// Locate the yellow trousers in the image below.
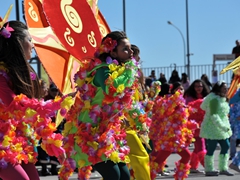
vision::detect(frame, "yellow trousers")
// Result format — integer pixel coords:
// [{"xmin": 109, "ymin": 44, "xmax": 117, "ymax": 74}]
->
[{"xmin": 126, "ymin": 130, "xmax": 151, "ymax": 180}]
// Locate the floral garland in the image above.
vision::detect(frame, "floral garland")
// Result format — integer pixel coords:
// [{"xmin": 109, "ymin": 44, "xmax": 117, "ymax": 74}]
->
[
  {"xmin": 0, "ymin": 93, "xmax": 73, "ymax": 169},
  {"xmin": 59, "ymin": 57, "xmax": 139, "ymax": 180},
  {"xmin": 94, "ymin": 37, "xmax": 117, "ymax": 57},
  {"xmin": 149, "ymin": 90, "xmax": 198, "ymax": 152}
]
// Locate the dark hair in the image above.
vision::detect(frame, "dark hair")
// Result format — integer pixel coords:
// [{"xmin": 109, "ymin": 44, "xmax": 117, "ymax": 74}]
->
[
  {"xmin": 159, "ymin": 82, "xmax": 170, "ymax": 97},
  {"xmin": 211, "ymin": 81, "xmax": 227, "ymax": 97},
  {"xmin": 181, "ymin": 73, "xmax": 188, "ymax": 83},
  {"xmin": 184, "ymin": 79, "xmax": 210, "ymax": 98},
  {"xmin": 0, "ymin": 21, "xmax": 41, "ymax": 98},
  {"xmin": 171, "ymin": 81, "xmax": 182, "ymax": 94},
  {"xmin": 131, "ymin": 44, "xmax": 140, "ymax": 56},
  {"xmin": 98, "ymin": 31, "xmax": 127, "ymax": 63},
  {"xmin": 201, "ymin": 74, "xmax": 212, "ymax": 88}
]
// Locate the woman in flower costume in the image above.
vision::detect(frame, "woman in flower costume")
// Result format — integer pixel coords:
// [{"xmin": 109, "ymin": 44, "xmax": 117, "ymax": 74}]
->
[
  {"xmin": 149, "ymin": 82, "xmax": 198, "ymax": 180},
  {"xmin": 0, "ymin": 20, "xmax": 73, "ymax": 179},
  {"xmin": 184, "ymin": 79, "xmax": 210, "ymax": 173},
  {"xmin": 227, "ymin": 88, "xmax": 240, "ymax": 172},
  {"xmin": 200, "ymin": 81, "xmax": 234, "ymax": 176},
  {"xmin": 60, "ymin": 31, "xmax": 148, "ymax": 180}
]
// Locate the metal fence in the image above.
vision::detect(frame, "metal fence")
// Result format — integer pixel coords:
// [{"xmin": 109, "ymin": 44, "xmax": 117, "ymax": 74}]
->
[{"xmin": 142, "ymin": 63, "xmax": 232, "ymax": 86}]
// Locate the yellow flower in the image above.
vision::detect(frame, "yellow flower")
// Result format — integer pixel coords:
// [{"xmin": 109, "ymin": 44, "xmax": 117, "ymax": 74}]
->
[
  {"xmin": 117, "ymin": 84, "xmax": 125, "ymax": 93},
  {"xmin": 62, "ymin": 122, "xmax": 73, "ymax": 136},
  {"xmin": 87, "ymin": 141, "xmax": 99, "ymax": 150},
  {"xmin": 82, "ymin": 100, "xmax": 91, "ymax": 111},
  {"xmin": 75, "ymin": 136, "xmax": 83, "ymax": 144},
  {"xmin": 61, "ymin": 96, "xmax": 74, "ymax": 110},
  {"xmin": 12, "ymin": 143, "xmax": 23, "ymax": 152},
  {"xmin": 118, "ymin": 66, "xmax": 125, "ymax": 75},
  {"xmin": 25, "ymin": 108, "xmax": 36, "ymax": 118},
  {"xmin": 76, "ymin": 79, "xmax": 85, "ymax": 87},
  {"xmin": 124, "ymin": 155, "xmax": 130, "ymax": 163},
  {"xmin": 109, "ymin": 151, "xmax": 120, "ymax": 163},
  {"xmin": 91, "ymin": 127, "xmax": 99, "ymax": 134},
  {"xmin": 78, "ymin": 160, "xmax": 86, "ymax": 168},
  {"xmin": 2, "ymin": 136, "xmax": 11, "ymax": 147},
  {"xmin": 109, "ymin": 64, "xmax": 118, "ymax": 72},
  {"xmin": 28, "ymin": 153, "xmax": 34, "ymax": 162},
  {"xmin": 110, "ymin": 71, "xmax": 119, "ymax": 79}
]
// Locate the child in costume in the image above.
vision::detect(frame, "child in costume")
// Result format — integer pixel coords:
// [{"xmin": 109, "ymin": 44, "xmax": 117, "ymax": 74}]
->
[
  {"xmin": 60, "ymin": 31, "xmax": 146, "ymax": 180},
  {"xmin": 0, "ymin": 19, "xmax": 73, "ymax": 179},
  {"xmin": 200, "ymin": 81, "xmax": 234, "ymax": 176},
  {"xmin": 149, "ymin": 82, "xmax": 198, "ymax": 180},
  {"xmin": 184, "ymin": 79, "xmax": 210, "ymax": 173},
  {"xmin": 228, "ymin": 88, "xmax": 240, "ymax": 172}
]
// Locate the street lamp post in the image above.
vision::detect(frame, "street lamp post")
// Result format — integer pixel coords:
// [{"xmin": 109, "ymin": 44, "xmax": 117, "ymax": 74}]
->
[
  {"xmin": 15, "ymin": 0, "xmax": 20, "ymax": 21},
  {"xmin": 123, "ymin": 0, "xmax": 126, "ymax": 32},
  {"xmin": 186, "ymin": 0, "xmax": 190, "ymax": 78},
  {"xmin": 167, "ymin": 21, "xmax": 186, "ymax": 72}
]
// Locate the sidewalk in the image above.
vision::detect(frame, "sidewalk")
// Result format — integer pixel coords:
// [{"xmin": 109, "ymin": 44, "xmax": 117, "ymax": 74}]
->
[{"xmin": 39, "ymin": 147, "xmax": 240, "ymax": 180}]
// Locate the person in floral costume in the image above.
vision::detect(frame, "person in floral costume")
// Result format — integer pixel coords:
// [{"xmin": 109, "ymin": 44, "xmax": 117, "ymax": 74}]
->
[
  {"xmin": 0, "ymin": 20, "xmax": 73, "ymax": 179},
  {"xmin": 149, "ymin": 82, "xmax": 198, "ymax": 180},
  {"xmin": 60, "ymin": 31, "xmax": 149, "ymax": 180}
]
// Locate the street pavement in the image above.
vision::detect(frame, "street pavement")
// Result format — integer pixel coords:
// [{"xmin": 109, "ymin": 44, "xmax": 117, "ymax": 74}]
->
[{"xmin": 39, "ymin": 146, "xmax": 240, "ymax": 180}]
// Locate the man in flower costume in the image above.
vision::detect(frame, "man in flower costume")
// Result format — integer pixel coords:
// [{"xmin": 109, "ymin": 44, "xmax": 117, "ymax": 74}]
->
[
  {"xmin": 200, "ymin": 81, "xmax": 233, "ymax": 176},
  {"xmin": 60, "ymin": 31, "xmax": 150, "ymax": 180},
  {"xmin": 149, "ymin": 84, "xmax": 198, "ymax": 180}
]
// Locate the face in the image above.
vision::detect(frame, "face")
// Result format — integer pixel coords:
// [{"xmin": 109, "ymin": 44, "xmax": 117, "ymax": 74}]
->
[
  {"xmin": 220, "ymin": 83, "xmax": 228, "ymax": 97},
  {"xmin": 133, "ymin": 53, "xmax": 140, "ymax": 62},
  {"xmin": 40, "ymin": 82, "xmax": 48, "ymax": 97},
  {"xmin": 173, "ymin": 85, "xmax": 184, "ymax": 94},
  {"xmin": 20, "ymin": 30, "xmax": 33, "ymax": 60},
  {"xmin": 111, "ymin": 39, "xmax": 133, "ymax": 63},
  {"xmin": 194, "ymin": 82, "xmax": 203, "ymax": 94}
]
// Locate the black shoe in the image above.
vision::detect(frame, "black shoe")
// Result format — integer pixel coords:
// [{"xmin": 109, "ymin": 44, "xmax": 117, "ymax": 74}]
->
[
  {"xmin": 205, "ymin": 171, "xmax": 219, "ymax": 176},
  {"xmin": 41, "ymin": 169, "xmax": 52, "ymax": 176},
  {"xmin": 219, "ymin": 170, "xmax": 234, "ymax": 176}
]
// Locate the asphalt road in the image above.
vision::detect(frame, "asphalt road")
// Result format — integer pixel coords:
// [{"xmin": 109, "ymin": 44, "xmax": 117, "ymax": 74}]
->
[{"xmin": 39, "ymin": 146, "xmax": 240, "ymax": 180}]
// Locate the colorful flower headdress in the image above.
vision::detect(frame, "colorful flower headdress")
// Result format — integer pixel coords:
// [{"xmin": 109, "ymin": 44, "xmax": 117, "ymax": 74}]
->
[
  {"xmin": 0, "ymin": 5, "xmax": 14, "ymax": 39},
  {"xmin": 94, "ymin": 37, "xmax": 117, "ymax": 57}
]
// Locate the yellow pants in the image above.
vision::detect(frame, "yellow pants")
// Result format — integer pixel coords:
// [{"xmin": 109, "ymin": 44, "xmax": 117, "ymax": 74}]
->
[{"xmin": 126, "ymin": 130, "xmax": 151, "ymax": 180}]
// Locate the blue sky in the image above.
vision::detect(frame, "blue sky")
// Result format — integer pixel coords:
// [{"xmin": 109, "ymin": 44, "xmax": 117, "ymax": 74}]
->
[{"xmin": 2, "ymin": 0, "xmax": 240, "ymax": 70}]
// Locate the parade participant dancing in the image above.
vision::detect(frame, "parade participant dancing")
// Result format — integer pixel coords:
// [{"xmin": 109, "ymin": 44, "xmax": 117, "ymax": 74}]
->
[
  {"xmin": 60, "ymin": 31, "xmax": 149, "ymax": 180},
  {"xmin": 149, "ymin": 82, "xmax": 198, "ymax": 180},
  {"xmin": 200, "ymin": 81, "xmax": 234, "ymax": 176},
  {"xmin": 0, "ymin": 19, "xmax": 73, "ymax": 180},
  {"xmin": 184, "ymin": 79, "xmax": 210, "ymax": 173}
]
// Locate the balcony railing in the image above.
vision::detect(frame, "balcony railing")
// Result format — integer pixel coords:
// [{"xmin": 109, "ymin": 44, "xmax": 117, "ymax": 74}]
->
[{"xmin": 142, "ymin": 63, "xmax": 232, "ymax": 86}]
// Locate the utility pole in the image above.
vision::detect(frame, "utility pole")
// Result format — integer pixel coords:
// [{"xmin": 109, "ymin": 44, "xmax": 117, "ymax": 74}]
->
[
  {"xmin": 186, "ymin": 0, "xmax": 190, "ymax": 78},
  {"xmin": 15, "ymin": 0, "xmax": 20, "ymax": 21},
  {"xmin": 123, "ymin": 0, "xmax": 126, "ymax": 32}
]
